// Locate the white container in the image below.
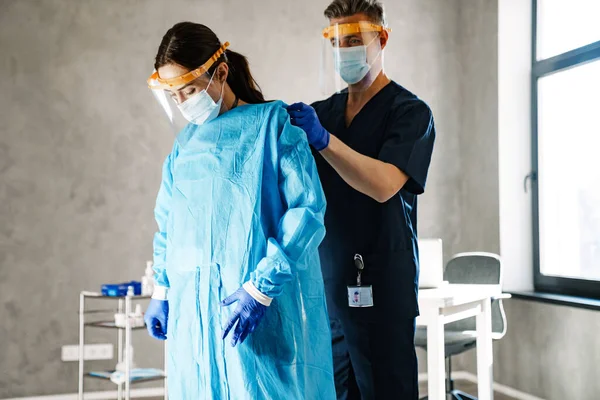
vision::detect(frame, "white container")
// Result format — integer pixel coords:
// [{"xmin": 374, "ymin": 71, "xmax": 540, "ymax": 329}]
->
[
  {"xmin": 114, "ymin": 313, "xmax": 127, "ymax": 328},
  {"xmin": 142, "ymin": 261, "xmax": 155, "ymax": 296},
  {"xmin": 133, "ymin": 304, "xmax": 144, "ymax": 327},
  {"xmin": 115, "ymin": 345, "xmax": 136, "ymax": 372},
  {"xmin": 114, "ymin": 305, "xmax": 144, "ymax": 328}
]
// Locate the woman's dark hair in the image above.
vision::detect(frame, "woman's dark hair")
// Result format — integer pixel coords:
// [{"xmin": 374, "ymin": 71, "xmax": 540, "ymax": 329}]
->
[{"xmin": 154, "ymin": 22, "xmax": 266, "ymax": 104}]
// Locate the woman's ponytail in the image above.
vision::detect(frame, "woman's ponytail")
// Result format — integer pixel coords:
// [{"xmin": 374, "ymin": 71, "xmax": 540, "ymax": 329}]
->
[{"xmin": 224, "ymin": 49, "xmax": 266, "ymax": 104}]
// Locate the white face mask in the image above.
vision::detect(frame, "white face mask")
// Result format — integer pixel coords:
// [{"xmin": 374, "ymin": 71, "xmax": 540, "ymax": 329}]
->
[{"xmin": 177, "ymin": 77, "xmax": 223, "ymax": 126}]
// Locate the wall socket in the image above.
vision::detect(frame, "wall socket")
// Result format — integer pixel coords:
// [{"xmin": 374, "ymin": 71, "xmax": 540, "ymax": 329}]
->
[{"xmin": 61, "ymin": 344, "xmax": 114, "ymax": 362}]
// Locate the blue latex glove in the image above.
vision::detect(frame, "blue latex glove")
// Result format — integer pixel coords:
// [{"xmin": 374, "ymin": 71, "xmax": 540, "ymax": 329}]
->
[
  {"xmin": 144, "ymin": 299, "xmax": 168, "ymax": 340},
  {"xmin": 220, "ymin": 287, "xmax": 268, "ymax": 347},
  {"xmin": 286, "ymin": 102, "xmax": 330, "ymax": 151}
]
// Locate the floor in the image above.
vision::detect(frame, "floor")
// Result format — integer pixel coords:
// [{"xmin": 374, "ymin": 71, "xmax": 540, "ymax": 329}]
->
[
  {"xmin": 147, "ymin": 379, "xmax": 519, "ymax": 400},
  {"xmin": 419, "ymin": 379, "xmax": 518, "ymax": 400}
]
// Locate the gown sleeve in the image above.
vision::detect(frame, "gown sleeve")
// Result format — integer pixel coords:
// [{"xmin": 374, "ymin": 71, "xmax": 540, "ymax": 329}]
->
[
  {"xmin": 247, "ymin": 105, "xmax": 327, "ymax": 301},
  {"xmin": 151, "ymin": 149, "xmax": 175, "ymax": 298}
]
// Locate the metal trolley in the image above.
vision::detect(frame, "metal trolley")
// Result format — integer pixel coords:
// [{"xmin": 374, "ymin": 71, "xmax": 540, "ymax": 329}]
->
[{"xmin": 77, "ymin": 291, "xmax": 167, "ymax": 400}]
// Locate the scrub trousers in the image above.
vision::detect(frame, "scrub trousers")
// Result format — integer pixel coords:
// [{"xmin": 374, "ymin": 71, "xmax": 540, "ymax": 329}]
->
[{"xmin": 331, "ymin": 315, "xmax": 418, "ymax": 400}]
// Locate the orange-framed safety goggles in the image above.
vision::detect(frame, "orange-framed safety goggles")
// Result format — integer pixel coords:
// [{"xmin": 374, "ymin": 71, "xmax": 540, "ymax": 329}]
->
[
  {"xmin": 322, "ymin": 22, "xmax": 391, "ymax": 39},
  {"xmin": 147, "ymin": 42, "xmax": 230, "ymax": 90}
]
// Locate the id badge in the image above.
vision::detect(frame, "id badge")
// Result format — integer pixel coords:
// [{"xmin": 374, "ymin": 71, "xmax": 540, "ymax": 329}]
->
[{"xmin": 347, "ymin": 285, "xmax": 374, "ymax": 307}]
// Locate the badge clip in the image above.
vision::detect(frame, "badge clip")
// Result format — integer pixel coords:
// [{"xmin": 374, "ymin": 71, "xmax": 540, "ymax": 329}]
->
[{"xmin": 347, "ymin": 253, "xmax": 374, "ymax": 308}]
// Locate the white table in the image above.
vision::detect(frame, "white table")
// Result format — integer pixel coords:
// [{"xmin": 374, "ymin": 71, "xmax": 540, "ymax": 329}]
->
[{"xmin": 417, "ymin": 284, "xmax": 503, "ymax": 400}]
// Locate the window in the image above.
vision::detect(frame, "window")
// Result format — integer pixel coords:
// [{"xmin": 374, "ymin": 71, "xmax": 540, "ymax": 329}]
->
[
  {"xmin": 532, "ymin": 0, "xmax": 600, "ymax": 298},
  {"xmin": 536, "ymin": 0, "xmax": 600, "ymax": 60}
]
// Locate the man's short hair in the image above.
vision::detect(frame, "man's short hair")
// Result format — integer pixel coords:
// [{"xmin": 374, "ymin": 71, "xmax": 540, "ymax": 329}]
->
[{"xmin": 324, "ymin": 0, "xmax": 386, "ymax": 26}]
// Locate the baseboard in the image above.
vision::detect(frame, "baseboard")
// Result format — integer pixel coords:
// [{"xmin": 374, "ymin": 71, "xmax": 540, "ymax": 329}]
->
[
  {"xmin": 1, "ymin": 387, "xmax": 164, "ymax": 400},
  {"xmin": 418, "ymin": 370, "xmax": 546, "ymax": 400}
]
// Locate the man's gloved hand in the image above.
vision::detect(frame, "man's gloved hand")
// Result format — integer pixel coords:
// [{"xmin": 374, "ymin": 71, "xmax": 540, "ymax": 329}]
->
[
  {"xmin": 144, "ymin": 299, "xmax": 169, "ymax": 340},
  {"xmin": 286, "ymin": 102, "xmax": 331, "ymax": 151},
  {"xmin": 221, "ymin": 287, "xmax": 268, "ymax": 347}
]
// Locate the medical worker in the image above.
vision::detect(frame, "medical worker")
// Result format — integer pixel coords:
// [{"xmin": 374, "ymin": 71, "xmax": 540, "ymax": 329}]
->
[
  {"xmin": 143, "ymin": 22, "xmax": 335, "ymax": 399},
  {"xmin": 287, "ymin": 0, "xmax": 436, "ymax": 399}
]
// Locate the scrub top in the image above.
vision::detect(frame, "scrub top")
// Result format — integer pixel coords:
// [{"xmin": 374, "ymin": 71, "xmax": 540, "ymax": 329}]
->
[{"xmin": 312, "ymin": 81, "xmax": 436, "ymax": 320}]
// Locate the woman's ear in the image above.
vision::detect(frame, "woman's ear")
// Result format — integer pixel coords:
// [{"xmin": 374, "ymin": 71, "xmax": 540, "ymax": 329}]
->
[{"xmin": 216, "ymin": 62, "xmax": 229, "ymax": 83}]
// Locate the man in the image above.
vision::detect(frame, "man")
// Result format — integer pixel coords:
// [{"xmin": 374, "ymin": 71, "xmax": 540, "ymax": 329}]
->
[{"xmin": 287, "ymin": 0, "xmax": 436, "ymax": 398}]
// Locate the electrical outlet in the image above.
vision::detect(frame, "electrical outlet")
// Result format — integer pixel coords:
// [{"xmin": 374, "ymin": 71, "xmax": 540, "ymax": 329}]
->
[{"xmin": 61, "ymin": 344, "xmax": 114, "ymax": 362}]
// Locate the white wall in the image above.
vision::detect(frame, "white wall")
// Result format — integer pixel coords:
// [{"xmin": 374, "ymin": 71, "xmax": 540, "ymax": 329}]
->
[{"xmin": 498, "ymin": 0, "xmax": 534, "ymax": 292}]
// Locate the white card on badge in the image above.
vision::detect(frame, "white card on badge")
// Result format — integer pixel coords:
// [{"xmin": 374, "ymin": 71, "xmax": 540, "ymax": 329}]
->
[{"xmin": 347, "ymin": 285, "xmax": 374, "ymax": 307}]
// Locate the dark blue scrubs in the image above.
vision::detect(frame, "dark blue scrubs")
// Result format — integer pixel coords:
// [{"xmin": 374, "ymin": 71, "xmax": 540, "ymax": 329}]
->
[{"xmin": 312, "ymin": 81, "xmax": 436, "ymax": 400}]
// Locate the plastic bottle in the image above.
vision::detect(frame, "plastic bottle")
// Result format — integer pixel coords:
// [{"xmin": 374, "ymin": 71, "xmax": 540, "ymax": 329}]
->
[
  {"xmin": 133, "ymin": 304, "xmax": 144, "ymax": 327},
  {"xmin": 115, "ymin": 345, "xmax": 136, "ymax": 372},
  {"xmin": 142, "ymin": 261, "xmax": 155, "ymax": 296}
]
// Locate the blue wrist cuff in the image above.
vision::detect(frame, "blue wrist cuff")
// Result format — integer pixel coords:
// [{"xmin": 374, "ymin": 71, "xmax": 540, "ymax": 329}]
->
[{"xmin": 314, "ymin": 129, "xmax": 330, "ymax": 151}]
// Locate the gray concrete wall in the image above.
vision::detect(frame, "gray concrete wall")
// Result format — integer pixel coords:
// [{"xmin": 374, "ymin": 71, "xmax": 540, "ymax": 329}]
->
[
  {"xmin": 493, "ymin": 300, "xmax": 600, "ymax": 400},
  {"xmin": 415, "ymin": 0, "xmax": 501, "ymax": 381},
  {"xmin": 0, "ymin": 0, "xmax": 465, "ymax": 397},
  {"xmin": 457, "ymin": 0, "xmax": 500, "ymax": 255}
]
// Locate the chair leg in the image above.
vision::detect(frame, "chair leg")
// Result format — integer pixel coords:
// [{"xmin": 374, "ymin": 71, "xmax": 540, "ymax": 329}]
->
[
  {"xmin": 451, "ymin": 390, "xmax": 478, "ymax": 400},
  {"xmin": 447, "ymin": 356, "xmax": 479, "ymax": 399},
  {"xmin": 447, "ymin": 356, "xmax": 455, "ymax": 392},
  {"xmin": 421, "ymin": 357, "xmax": 473, "ymax": 400}
]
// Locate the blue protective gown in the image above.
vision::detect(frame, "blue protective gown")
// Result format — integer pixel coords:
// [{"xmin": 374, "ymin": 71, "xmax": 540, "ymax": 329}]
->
[{"xmin": 152, "ymin": 101, "xmax": 335, "ymax": 399}]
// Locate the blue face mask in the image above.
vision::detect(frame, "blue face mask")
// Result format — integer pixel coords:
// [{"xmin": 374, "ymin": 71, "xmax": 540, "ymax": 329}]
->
[{"xmin": 333, "ymin": 45, "xmax": 370, "ymax": 85}]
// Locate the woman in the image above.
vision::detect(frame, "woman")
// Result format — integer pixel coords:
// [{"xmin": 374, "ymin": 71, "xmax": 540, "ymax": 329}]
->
[{"xmin": 143, "ymin": 22, "xmax": 335, "ymax": 399}]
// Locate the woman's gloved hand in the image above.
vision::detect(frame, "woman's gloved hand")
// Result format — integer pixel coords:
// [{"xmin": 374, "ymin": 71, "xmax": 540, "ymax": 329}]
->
[
  {"xmin": 221, "ymin": 286, "xmax": 268, "ymax": 347},
  {"xmin": 144, "ymin": 299, "xmax": 169, "ymax": 340},
  {"xmin": 286, "ymin": 102, "xmax": 331, "ymax": 151}
]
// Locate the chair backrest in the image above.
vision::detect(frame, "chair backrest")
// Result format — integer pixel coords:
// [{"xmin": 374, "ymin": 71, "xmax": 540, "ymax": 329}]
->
[{"xmin": 444, "ymin": 252, "xmax": 507, "ymax": 338}]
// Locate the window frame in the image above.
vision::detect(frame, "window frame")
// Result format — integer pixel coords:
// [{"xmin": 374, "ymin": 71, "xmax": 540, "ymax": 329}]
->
[{"xmin": 531, "ymin": 0, "xmax": 600, "ymax": 299}]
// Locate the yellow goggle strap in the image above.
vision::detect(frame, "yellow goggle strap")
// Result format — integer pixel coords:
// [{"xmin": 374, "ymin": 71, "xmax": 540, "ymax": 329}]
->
[
  {"xmin": 147, "ymin": 42, "xmax": 230, "ymax": 89},
  {"xmin": 322, "ymin": 22, "xmax": 391, "ymax": 39}
]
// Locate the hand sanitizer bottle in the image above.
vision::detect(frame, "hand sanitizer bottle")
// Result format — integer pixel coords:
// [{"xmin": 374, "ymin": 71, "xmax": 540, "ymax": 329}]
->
[{"xmin": 142, "ymin": 261, "xmax": 155, "ymax": 296}]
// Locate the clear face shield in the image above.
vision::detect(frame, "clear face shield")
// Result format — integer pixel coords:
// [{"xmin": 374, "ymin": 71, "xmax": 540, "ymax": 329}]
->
[
  {"xmin": 147, "ymin": 42, "xmax": 230, "ymax": 144},
  {"xmin": 320, "ymin": 22, "xmax": 391, "ymax": 95}
]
